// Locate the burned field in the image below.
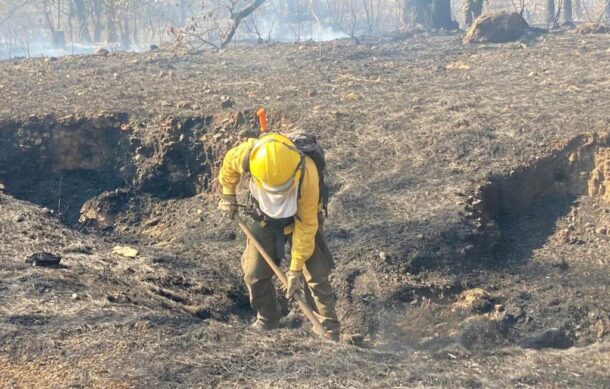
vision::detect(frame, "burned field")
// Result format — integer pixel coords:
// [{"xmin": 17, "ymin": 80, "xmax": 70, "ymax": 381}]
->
[{"xmin": 0, "ymin": 31, "xmax": 609, "ymax": 388}]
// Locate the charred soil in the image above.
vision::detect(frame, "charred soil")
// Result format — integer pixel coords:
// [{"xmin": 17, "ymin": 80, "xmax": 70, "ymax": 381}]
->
[{"xmin": 0, "ymin": 31, "xmax": 609, "ymax": 388}]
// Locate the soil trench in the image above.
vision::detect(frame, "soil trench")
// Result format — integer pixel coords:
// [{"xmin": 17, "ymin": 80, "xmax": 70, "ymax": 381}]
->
[
  {"xmin": 0, "ymin": 114, "xmax": 241, "ymax": 226},
  {"xmin": 472, "ymin": 133, "xmax": 610, "ymax": 253},
  {"xmin": 449, "ymin": 133, "xmax": 610, "ymax": 348}
]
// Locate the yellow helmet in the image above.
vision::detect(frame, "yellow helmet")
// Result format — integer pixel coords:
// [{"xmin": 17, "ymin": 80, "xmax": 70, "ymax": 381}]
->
[{"xmin": 249, "ymin": 134, "xmax": 303, "ymax": 194}]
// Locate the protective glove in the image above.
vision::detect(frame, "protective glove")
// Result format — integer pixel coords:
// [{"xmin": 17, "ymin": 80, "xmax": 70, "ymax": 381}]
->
[
  {"xmin": 218, "ymin": 194, "xmax": 238, "ymax": 219},
  {"xmin": 285, "ymin": 270, "xmax": 304, "ymax": 299}
]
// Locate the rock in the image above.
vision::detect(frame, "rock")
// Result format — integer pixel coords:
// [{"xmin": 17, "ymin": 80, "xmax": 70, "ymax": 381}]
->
[
  {"xmin": 25, "ymin": 252, "xmax": 62, "ymax": 267},
  {"xmin": 71, "ymin": 293, "xmax": 80, "ymax": 300},
  {"xmin": 595, "ymin": 226, "xmax": 607, "ymax": 235},
  {"xmin": 13, "ymin": 214, "xmax": 25, "ymax": 222},
  {"xmin": 150, "ymin": 44, "xmax": 159, "ymax": 51},
  {"xmin": 95, "ymin": 48, "xmax": 109, "ymax": 57},
  {"xmin": 220, "ymin": 96, "xmax": 234, "ymax": 108},
  {"xmin": 44, "ymin": 57, "xmax": 58, "ymax": 62},
  {"xmin": 0, "ymin": 183, "xmax": 4, "ymax": 192},
  {"xmin": 519, "ymin": 328, "xmax": 573, "ymax": 349},
  {"xmin": 112, "ymin": 245, "xmax": 139, "ymax": 258},
  {"xmin": 463, "ymin": 12, "xmax": 528, "ymax": 44}
]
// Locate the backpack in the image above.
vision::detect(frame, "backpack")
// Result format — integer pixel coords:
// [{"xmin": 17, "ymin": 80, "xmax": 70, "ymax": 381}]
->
[{"xmin": 242, "ymin": 132, "xmax": 330, "ymax": 217}]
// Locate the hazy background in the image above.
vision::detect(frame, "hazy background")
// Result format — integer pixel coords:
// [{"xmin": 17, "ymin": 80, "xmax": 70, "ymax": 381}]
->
[{"xmin": 0, "ymin": 0, "xmax": 608, "ymax": 59}]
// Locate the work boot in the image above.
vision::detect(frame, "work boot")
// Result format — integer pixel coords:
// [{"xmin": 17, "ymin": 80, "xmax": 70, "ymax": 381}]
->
[{"xmin": 249, "ymin": 318, "xmax": 278, "ymax": 332}]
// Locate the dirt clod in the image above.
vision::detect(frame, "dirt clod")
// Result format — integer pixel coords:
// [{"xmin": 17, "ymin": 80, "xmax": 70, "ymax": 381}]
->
[
  {"xmin": 221, "ymin": 96, "xmax": 235, "ymax": 108},
  {"xmin": 25, "ymin": 252, "xmax": 62, "ymax": 267}
]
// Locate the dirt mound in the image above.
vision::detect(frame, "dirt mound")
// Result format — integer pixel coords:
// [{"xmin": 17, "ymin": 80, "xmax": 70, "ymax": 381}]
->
[
  {"xmin": 463, "ymin": 12, "xmax": 528, "ymax": 44},
  {"xmin": 576, "ymin": 23, "xmax": 610, "ymax": 34},
  {"xmin": 79, "ymin": 190, "xmax": 134, "ymax": 230},
  {"xmin": 452, "ymin": 288, "xmax": 495, "ymax": 313}
]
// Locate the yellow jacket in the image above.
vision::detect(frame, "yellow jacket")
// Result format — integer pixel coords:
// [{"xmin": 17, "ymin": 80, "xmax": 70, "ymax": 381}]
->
[{"xmin": 219, "ymin": 138, "xmax": 320, "ymax": 272}]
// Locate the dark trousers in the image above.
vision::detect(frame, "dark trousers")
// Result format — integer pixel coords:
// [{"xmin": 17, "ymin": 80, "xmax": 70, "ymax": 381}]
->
[{"xmin": 241, "ymin": 222, "xmax": 340, "ymax": 334}]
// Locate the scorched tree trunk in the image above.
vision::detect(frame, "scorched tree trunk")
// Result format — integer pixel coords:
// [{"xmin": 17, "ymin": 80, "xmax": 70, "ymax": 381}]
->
[{"xmin": 547, "ymin": 0, "xmax": 555, "ymax": 27}]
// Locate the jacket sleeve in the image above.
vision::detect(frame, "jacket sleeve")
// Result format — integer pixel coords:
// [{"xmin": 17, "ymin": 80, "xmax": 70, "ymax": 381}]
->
[
  {"xmin": 290, "ymin": 158, "xmax": 319, "ymax": 272},
  {"xmin": 218, "ymin": 139, "xmax": 257, "ymax": 195}
]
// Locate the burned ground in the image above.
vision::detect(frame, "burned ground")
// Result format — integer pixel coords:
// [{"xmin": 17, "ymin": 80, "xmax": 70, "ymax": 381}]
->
[{"xmin": 0, "ymin": 30, "xmax": 609, "ymax": 388}]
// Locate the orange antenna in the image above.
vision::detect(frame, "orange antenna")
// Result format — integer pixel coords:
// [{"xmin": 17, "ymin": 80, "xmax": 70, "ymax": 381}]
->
[{"xmin": 257, "ymin": 107, "xmax": 268, "ymax": 133}]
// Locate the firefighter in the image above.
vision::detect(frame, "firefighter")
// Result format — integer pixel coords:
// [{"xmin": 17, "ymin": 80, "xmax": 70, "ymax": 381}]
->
[{"xmin": 218, "ymin": 132, "xmax": 340, "ymax": 339}]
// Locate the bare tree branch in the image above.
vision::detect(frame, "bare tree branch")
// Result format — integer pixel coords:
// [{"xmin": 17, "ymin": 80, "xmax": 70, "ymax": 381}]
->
[{"xmin": 220, "ymin": 0, "xmax": 266, "ymax": 49}]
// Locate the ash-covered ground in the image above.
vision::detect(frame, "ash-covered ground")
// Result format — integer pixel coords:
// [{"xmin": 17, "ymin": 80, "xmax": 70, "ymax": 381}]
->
[{"xmin": 0, "ymin": 30, "xmax": 609, "ymax": 388}]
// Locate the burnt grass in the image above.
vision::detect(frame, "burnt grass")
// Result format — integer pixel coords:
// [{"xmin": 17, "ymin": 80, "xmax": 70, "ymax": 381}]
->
[{"xmin": 1, "ymin": 30, "xmax": 609, "ymax": 388}]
